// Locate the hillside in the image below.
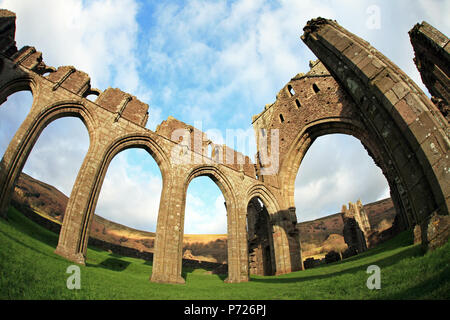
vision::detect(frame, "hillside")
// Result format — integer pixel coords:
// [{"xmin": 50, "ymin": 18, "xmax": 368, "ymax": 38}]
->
[
  {"xmin": 297, "ymin": 198, "xmax": 398, "ymax": 259},
  {"xmin": 11, "ymin": 172, "xmax": 397, "ymax": 263},
  {"xmin": 11, "ymin": 172, "xmax": 227, "ymax": 262}
]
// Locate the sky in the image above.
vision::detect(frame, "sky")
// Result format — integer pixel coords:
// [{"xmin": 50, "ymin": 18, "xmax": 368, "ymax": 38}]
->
[{"xmin": 0, "ymin": 0, "xmax": 448, "ymax": 233}]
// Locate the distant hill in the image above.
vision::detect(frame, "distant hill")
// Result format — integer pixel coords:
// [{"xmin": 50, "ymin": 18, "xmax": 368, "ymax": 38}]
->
[
  {"xmin": 297, "ymin": 198, "xmax": 397, "ymax": 259},
  {"xmin": 11, "ymin": 172, "xmax": 397, "ymax": 263}
]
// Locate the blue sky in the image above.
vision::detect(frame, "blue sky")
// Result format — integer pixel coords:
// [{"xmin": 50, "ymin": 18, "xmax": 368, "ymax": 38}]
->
[{"xmin": 0, "ymin": 0, "xmax": 448, "ymax": 234}]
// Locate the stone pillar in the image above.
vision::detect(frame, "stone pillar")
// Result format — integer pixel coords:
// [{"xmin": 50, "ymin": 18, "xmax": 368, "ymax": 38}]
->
[
  {"xmin": 272, "ymin": 218, "xmax": 291, "ymax": 275},
  {"xmin": 150, "ymin": 173, "xmax": 186, "ymax": 284},
  {"xmin": 0, "ymin": 105, "xmax": 38, "ymax": 217},
  {"xmin": 54, "ymin": 139, "xmax": 105, "ymax": 264},
  {"xmin": 270, "ymin": 209, "xmax": 303, "ymax": 274},
  {"xmin": 225, "ymin": 199, "xmax": 249, "ymax": 283}
]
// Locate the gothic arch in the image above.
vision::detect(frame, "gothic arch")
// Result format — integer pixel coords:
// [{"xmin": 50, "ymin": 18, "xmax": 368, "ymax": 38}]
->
[
  {"xmin": 246, "ymin": 185, "xmax": 278, "ymax": 276},
  {"xmin": 184, "ymin": 165, "xmax": 236, "ymax": 207},
  {"xmin": 0, "ymin": 100, "xmax": 95, "ymax": 216},
  {"xmin": 181, "ymin": 165, "xmax": 248, "ymax": 283},
  {"xmin": 246, "ymin": 184, "xmax": 281, "ymax": 215},
  {"xmin": 57, "ymin": 132, "xmax": 171, "ymax": 262},
  {"xmin": 302, "ymin": 18, "xmax": 448, "ymax": 225},
  {"xmin": 279, "ymin": 114, "xmax": 417, "ymax": 230},
  {"xmin": 246, "ymin": 183, "xmax": 302, "ymax": 274}
]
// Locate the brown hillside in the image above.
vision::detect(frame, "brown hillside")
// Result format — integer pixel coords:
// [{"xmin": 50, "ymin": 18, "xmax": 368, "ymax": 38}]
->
[
  {"xmin": 11, "ymin": 172, "xmax": 227, "ymax": 262},
  {"xmin": 297, "ymin": 198, "xmax": 397, "ymax": 259}
]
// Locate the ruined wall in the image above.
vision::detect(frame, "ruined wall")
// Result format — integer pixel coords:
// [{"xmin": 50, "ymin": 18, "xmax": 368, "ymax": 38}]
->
[
  {"xmin": 0, "ymin": 10, "xmax": 272, "ymax": 285},
  {"xmin": 410, "ymin": 21, "xmax": 450, "ymax": 121},
  {"xmin": 301, "ymin": 18, "xmax": 449, "ymax": 228},
  {"xmin": 252, "ymin": 59, "xmax": 361, "ymax": 190},
  {"xmin": 341, "ymin": 200, "xmax": 371, "ymax": 254},
  {"xmin": 247, "ymin": 198, "xmax": 275, "ymax": 276}
]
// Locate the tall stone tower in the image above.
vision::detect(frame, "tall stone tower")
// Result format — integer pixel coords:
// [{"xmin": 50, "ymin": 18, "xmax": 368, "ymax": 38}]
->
[{"xmin": 341, "ymin": 200, "xmax": 371, "ymax": 253}]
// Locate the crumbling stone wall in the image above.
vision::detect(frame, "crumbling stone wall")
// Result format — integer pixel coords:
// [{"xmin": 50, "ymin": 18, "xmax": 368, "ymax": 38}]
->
[
  {"xmin": 409, "ymin": 21, "xmax": 450, "ymax": 121},
  {"xmin": 301, "ymin": 18, "xmax": 449, "ymax": 228},
  {"xmin": 247, "ymin": 197, "xmax": 275, "ymax": 276},
  {"xmin": 341, "ymin": 200, "xmax": 371, "ymax": 254}
]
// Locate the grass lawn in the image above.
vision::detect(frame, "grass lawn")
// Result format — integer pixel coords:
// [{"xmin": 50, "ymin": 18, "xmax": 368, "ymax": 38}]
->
[{"xmin": 0, "ymin": 206, "xmax": 449, "ymax": 300}]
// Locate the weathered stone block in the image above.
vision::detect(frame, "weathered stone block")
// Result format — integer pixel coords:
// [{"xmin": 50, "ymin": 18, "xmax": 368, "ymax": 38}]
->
[{"xmin": 420, "ymin": 212, "xmax": 450, "ymax": 251}]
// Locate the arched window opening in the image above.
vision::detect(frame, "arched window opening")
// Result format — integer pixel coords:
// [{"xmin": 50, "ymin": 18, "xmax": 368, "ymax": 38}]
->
[
  {"xmin": 207, "ymin": 143, "xmax": 212, "ymax": 159},
  {"xmin": 95, "ymin": 148, "xmax": 162, "ymax": 236},
  {"xmin": 83, "ymin": 88, "xmax": 101, "ymax": 102},
  {"xmin": 18, "ymin": 117, "xmax": 89, "ymax": 227},
  {"xmin": 184, "ymin": 176, "xmax": 228, "ymax": 270},
  {"xmin": 279, "ymin": 113, "xmax": 285, "ymax": 123},
  {"xmin": 294, "ymin": 134, "xmax": 392, "ymax": 268},
  {"xmin": 85, "ymin": 94, "xmax": 99, "ymax": 102},
  {"xmin": 247, "ymin": 197, "xmax": 275, "ymax": 276},
  {"xmin": 295, "ymin": 99, "xmax": 301, "ymax": 109}
]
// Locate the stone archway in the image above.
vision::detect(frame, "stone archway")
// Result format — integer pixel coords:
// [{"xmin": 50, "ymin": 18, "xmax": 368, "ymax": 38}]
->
[
  {"xmin": 246, "ymin": 184, "xmax": 303, "ymax": 274},
  {"xmin": 0, "ymin": 99, "xmax": 96, "ymax": 219},
  {"xmin": 279, "ymin": 117, "xmax": 410, "ymax": 230},
  {"xmin": 190, "ymin": 166, "xmax": 248, "ymax": 283},
  {"xmin": 247, "ymin": 196, "xmax": 275, "ymax": 276},
  {"xmin": 301, "ymin": 18, "xmax": 448, "ymax": 224},
  {"xmin": 150, "ymin": 164, "xmax": 249, "ymax": 284},
  {"xmin": 56, "ymin": 133, "xmax": 170, "ymax": 265}
]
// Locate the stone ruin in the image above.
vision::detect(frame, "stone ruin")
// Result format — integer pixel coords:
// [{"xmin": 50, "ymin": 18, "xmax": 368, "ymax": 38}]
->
[
  {"xmin": 0, "ymin": 9, "xmax": 448, "ymax": 285},
  {"xmin": 341, "ymin": 200, "xmax": 371, "ymax": 255}
]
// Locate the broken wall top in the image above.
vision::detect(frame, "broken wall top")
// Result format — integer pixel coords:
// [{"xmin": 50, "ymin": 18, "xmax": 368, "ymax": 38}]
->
[{"xmin": 0, "ymin": 9, "xmax": 150, "ymax": 128}]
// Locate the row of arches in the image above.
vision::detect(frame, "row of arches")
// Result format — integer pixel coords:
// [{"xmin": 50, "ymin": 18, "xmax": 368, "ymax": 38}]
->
[
  {"xmin": 0, "ymin": 88, "xmax": 395, "ymax": 282},
  {"xmin": 0, "ymin": 81, "xmax": 301, "ymax": 283}
]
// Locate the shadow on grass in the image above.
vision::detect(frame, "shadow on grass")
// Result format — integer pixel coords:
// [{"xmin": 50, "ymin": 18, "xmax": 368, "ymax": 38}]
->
[
  {"xmin": 0, "ymin": 227, "xmax": 63, "ymax": 262},
  {"xmin": 181, "ymin": 267, "xmax": 228, "ymax": 282},
  {"xmin": 382, "ymin": 269, "xmax": 450, "ymax": 300},
  {"xmin": 87, "ymin": 257, "xmax": 131, "ymax": 272},
  {"xmin": 6, "ymin": 207, "xmax": 59, "ymax": 247}
]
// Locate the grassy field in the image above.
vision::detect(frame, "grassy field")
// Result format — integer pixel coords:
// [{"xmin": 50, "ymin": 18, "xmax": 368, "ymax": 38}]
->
[{"xmin": 0, "ymin": 206, "xmax": 449, "ymax": 300}]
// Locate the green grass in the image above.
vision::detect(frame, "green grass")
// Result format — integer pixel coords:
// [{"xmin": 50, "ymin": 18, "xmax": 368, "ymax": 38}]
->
[{"xmin": 0, "ymin": 206, "xmax": 449, "ymax": 299}]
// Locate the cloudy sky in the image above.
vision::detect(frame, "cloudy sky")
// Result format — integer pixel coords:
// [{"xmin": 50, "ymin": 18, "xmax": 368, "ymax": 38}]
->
[{"xmin": 0, "ymin": 0, "xmax": 448, "ymax": 233}]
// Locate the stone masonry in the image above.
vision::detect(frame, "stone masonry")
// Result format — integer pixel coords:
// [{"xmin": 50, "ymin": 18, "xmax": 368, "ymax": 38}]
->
[
  {"xmin": 341, "ymin": 200, "xmax": 371, "ymax": 254},
  {"xmin": 409, "ymin": 21, "xmax": 450, "ymax": 121},
  {"xmin": 0, "ymin": 10, "xmax": 448, "ymax": 285}
]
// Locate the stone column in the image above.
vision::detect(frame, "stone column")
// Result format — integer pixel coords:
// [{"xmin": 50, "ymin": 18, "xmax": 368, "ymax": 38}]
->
[
  {"xmin": 272, "ymin": 223, "xmax": 290, "ymax": 274},
  {"xmin": 54, "ymin": 139, "xmax": 105, "ymax": 264},
  {"xmin": 225, "ymin": 198, "xmax": 249, "ymax": 283},
  {"xmin": 150, "ymin": 172, "xmax": 186, "ymax": 284},
  {"xmin": 0, "ymin": 105, "xmax": 39, "ymax": 217},
  {"xmin": 271, "ymin": 209, "xmax": 301, "ymax": 275}
]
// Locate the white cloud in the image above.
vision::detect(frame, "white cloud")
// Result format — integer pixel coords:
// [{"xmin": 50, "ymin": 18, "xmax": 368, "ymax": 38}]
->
[
  {"xmin": 0, "ymin": 0, "xmax": 147, "ymax": 98},
  {"xmin": 184, "ymin": 178, "xmax": 227, "ymax": 234},
  {"xmin": 295, "ymin": 135, "xmax": 390, "ymax": 223},
  {"xmin": 95, "ymin": 150, "xmax": 162, "ymax": 232},
  {"xmin": 0, "ymin": 92, "xmax": 33, "ymax": 160}
]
